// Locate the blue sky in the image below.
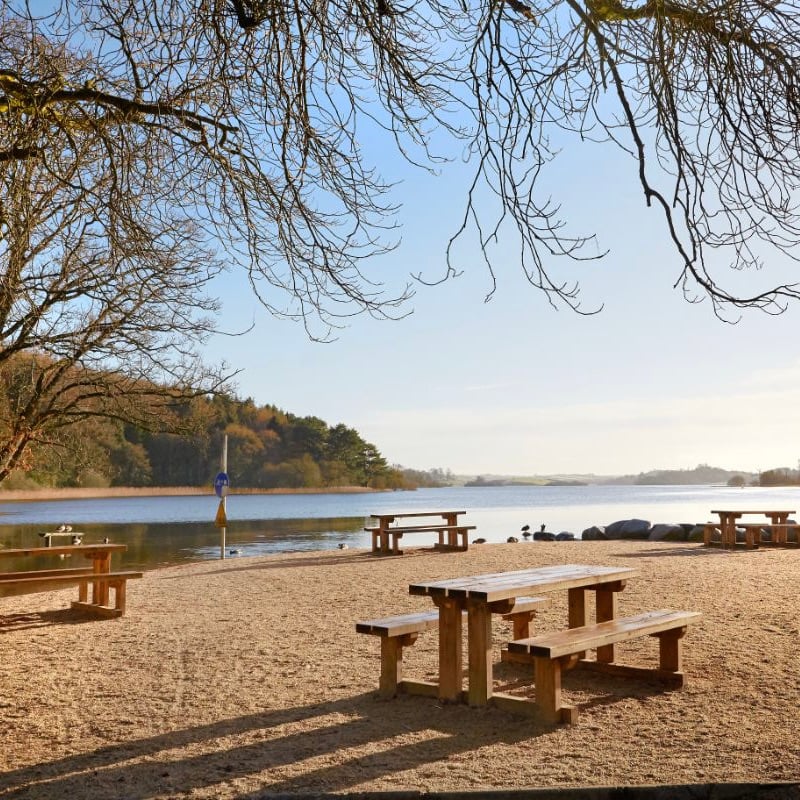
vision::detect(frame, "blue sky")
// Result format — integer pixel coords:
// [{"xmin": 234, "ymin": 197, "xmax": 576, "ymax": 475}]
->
[{"xmin": 203, "ymin": 130, "xmax": 800, "ymax": 478}]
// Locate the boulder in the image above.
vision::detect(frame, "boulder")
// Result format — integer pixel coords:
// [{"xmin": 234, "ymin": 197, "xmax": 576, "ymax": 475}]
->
[
  {"xmin": 533, "ymin": 530, "xmax": 556, "ymax": 541},
  {"xmin": 555, "ymin": 532, "xmax": 576, "ymax": 541},
  {"xmin": 687, "ymin": 524, "xmax": 706, "ymax": 542},
  {"xmin": 581, "ymin": 525, "xmax": 607, "ymax": 540},
  {"xmin": 648, "ymin": 523, "xmax": 687, "ymax": 542},
  {"xmin": 605, "ymin": 518, "xmax": 651, "ymax": 540},
  {"xmin": 604, "ymin": 520, "xmax": 627, "ymax": 538}
]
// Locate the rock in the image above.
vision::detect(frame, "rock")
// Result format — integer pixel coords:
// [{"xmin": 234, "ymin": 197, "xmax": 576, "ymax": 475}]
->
[
  {"xmin": 648, "ymin": 523, "xmax": 687, "ymax": 542},
  {"xmin": 606, "ymin": 519, "xmax": 651, "ymax": 540},
  {"xmin": 581, "ymin": 525, "xmax": 607, "ymax": 540},
  {"xmin": 507, "ymin": 536, "xmax": 519, "ymax": 543},
  {"xmin": 687, "ymin": 524, "xmax": 707, "ymax": 542},
  {"xmin": 533, "ymin": 531, "xmax": 556, "ymax": 541},
  {"xmin": 473, "ymin": 537, "xmax": 487, "ymax": 544},
  {"xmin": 555, "ymin": 532, "xmax": 575, "ymax": 541}
]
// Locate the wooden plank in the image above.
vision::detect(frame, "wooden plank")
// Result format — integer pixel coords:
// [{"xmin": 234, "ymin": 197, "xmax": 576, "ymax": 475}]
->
[
  {"xmin": 577, "ymin": 659, "xmax": 685, "ymax": 687},
  {"xmin": 379, "ymin": 525, "xmax": 477, "ymax": 534},
  {"xmin": 0, "ymin": 567, "xmax": 93, "ymax": 581},
  {"xmin": 0, "ymin": 544, "xmax": 126, "ymax": 558},
  {"xmin": 411, "ymin": 564, "xmax": 637, "ymax": 599},
  {"xmin": 711, "ymin": 509, "xmax": 795, "ymax": 515},
  {"xmin": 356, "ymin": 610, "xmax": 441, "ymax": 637},
  {"xmin": 397, "ymin": 679, "xmax": 444, "ymax": 698},
  {"xmin": 0, "ymin": 570, "xmax": 142, "ymax": 599},
  {"xmin": 370, "ymin": 511, "xmax": 466, "ymax": 521},
  {"xmin": 509, "ymin": 610, "xmax": 701, "ymax": 659},
  {"xmin": 446, "ymin": 565, "xmax": 638, "ymax": 603},
  {"xmin": 69, "ymin": 601, "xmax": 124, "ymax": 619}
]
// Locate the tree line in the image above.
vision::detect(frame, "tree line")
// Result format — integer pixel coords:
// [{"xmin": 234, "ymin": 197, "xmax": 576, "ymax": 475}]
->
[{"xmin": 1, "ymin": 384, "xmax": 452, "ymax": 492}]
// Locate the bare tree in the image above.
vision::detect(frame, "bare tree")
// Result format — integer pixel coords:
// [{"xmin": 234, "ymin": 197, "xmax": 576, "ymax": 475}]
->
[
  {"xmin": 2, "ymin": 1, "xmax": 800, "ymax": 477},
  {"xmin": 3, "ymin": 1, "xmax": 799, "ymax": 319},
  {"xmin": 0, "ymin": 25, "xmax": 229, "ymax": 481}
]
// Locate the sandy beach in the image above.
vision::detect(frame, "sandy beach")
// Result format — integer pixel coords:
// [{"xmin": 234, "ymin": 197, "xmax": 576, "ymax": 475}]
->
[{"xmin": 1, "ymin": 539, "xmax": 799, "ymax": 798}]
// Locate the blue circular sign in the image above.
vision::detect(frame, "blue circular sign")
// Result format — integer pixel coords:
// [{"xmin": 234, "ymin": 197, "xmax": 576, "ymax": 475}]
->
[{"xmin": 214, "ymin": 472, "xmax": 229, "ymax": 498}]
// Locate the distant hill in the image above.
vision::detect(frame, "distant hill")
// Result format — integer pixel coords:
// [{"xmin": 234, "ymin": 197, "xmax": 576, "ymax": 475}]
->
[
  {"xmin": 601, "ymin": 464, "xmax": 757, "ymax": 486},
  {"xmin": 457, "ymin": 464, "xmax": 758, "ymax": 487}
]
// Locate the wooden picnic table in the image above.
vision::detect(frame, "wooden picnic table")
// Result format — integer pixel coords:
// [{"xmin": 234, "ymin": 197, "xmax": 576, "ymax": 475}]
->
[
  {"xmin": 367, "ymin": 510, "xmax": 470, "ymax": 554},
  {"xmin": 408, "ymin": 563, "xmax": 638, "ymax": 708},
  {"xmin": 0, "ymin": 544, "xmax": 140, "ymax": 617},
  {"xmin": 708, "ymin": 509, "xmax": 796, "ymax": 548}
]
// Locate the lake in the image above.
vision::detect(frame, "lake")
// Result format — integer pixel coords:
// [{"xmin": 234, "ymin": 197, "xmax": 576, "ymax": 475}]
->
[{"xmin": 1, "ymin": 483, "xmax": 797, "ymax": 570}]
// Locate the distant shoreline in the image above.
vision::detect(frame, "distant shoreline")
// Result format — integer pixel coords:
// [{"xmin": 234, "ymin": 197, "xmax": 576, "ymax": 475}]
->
[{"xmin": 0, "ymin": 486, "xmax": 385, "ymax": 502}]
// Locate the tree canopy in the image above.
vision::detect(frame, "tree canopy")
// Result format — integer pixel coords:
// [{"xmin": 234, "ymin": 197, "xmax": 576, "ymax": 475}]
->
[
  {"xmin": 0, "ymin": 381, "xmax": 452, "ymax": 491},
  {"xmin": 2, "ymin": 0, "xmax": 799, "ymax": 319}
]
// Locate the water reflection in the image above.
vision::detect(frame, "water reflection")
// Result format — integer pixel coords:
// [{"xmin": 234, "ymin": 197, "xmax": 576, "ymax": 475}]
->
[{"xmin": 0, "ymin": 516, "xmax": 369, "ymax": 571}]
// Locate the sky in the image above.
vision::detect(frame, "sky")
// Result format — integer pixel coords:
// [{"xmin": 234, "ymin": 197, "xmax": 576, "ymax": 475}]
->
[{"xmin": 201, "ymin": 129, "xmax": 800, "ymax": 479}]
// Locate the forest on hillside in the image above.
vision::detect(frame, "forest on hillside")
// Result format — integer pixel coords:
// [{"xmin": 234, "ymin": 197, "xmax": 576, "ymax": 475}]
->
[{"xmin": 1, "ymin": 392, "xmax": 452, "ymax": 492}]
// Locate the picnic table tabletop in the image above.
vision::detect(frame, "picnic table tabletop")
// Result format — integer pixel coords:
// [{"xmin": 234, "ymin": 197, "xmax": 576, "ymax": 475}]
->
[
  {"xmin": 0, "ymin": 543, "xmax": 126, "ymax": 559},
  {"xmin": 410, "ymin": 563, "xmax": 638, "ymax": 604}
]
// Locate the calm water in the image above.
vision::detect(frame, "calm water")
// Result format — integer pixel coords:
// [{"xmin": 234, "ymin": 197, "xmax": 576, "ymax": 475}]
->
[{"xmin": 1, "ymin": 484, "xmax": 797, "ymax": 570}]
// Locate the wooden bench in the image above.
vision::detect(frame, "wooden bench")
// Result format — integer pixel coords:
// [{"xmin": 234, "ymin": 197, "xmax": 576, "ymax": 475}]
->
[
  {"xmin": 507, "ymin": 609, "xmax": 701, "ymax": 724},
  {"xmin": 704, "ymin": 522, "xmax": 799, "ymax": 548},
  {"xmin": 364, "ymin": 524, "xmax": 477, "ymax": 555},
  {"xmin": 356, "ymin": 596, "xmax": 551, "ymax": 697},
  {"xmin": 738, "ymin": 523, "xmax": 799, "ymax": 548},
  {"xmin": 0, "ymin": 570, "xmax": 144, "ymax": 618}
]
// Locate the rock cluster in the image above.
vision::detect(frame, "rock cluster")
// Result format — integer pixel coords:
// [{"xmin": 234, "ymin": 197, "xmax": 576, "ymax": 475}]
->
[{"xmin": 578, "ymin": 520, "xmax": 705, "ymax": 542}]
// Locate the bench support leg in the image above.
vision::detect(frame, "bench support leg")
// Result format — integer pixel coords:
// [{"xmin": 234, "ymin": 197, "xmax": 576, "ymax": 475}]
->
[
  {"xmin": 656, "ymin": 627, "xmax": 687, "ymax": 673},
  {"xmin": 534, "ymin": 655, "xmax": 578, "ymax": 725},
  {"xmin": 379, "ymin": 634, "xmax": 417, "ymax": 698},
  {"xmin": 114, "ymin": 580, "xmax": 127, "ymax": 614}
]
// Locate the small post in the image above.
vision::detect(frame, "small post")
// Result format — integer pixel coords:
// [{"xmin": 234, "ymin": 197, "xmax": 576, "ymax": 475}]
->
[{"xmin": 220, "ymin": 434, "xmax": 228, "ymax": 560}]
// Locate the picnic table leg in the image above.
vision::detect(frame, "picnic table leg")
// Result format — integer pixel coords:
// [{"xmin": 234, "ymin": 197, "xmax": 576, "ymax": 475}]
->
[
  {"xmin": 443, "ymin": 513, "xmax": 458, "ymax": 548},
  {"xmin": 92, "ymin": 554, "xmax": 112, "ymax": 606},
  {"xmin": 595, "ymin": 587, "xmax": 618, "ymax": 663},
  {"xmin": 567, "ymin": 588, "xmax": 587, "ymax": 659},
  {"xmin": 770, "ymin": 513, "xmax": 789, "ymax": 544},
  {"xmin": 466, "ymin": 600, "xmax": 493, "ymax": 706},
  {"xmin": 435, "ymin": 597, "xmax": 463, "ymax": 702}
]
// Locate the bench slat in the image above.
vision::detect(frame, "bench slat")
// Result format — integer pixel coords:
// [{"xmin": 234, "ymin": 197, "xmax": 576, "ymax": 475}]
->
[
  {"xmin": 0, "ymin": 570, "xmax": 143, "ymax": 599},
  {"xmin": 0, "ymin": 567, "xmax": 94, "ymax": 581},
  {"xmin": 364, "ymin": 525, "xmax": 476, "ymax": 534},
  {"xmin": 357, "ymin": 596, "xmax": 550, "ymax": 638},
  {"xmin": 509, "ymin": 610, "xmax": 701, "ymax": 659}
]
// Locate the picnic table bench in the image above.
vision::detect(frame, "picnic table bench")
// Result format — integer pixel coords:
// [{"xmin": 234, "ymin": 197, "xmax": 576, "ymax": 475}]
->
[
  {"xmin": 507, "ymin": 609, "xmax": 701, "ymax": 723},
  {"xmin": 366, "ymin": 510, "xmax": 474, "ymax": 555},
  {"xmin": 0, "ymin": 544, "xmax": 142, "ymax": 618},
  {"xmin": 356, "ymin": 596, "xmax": 551, "ymax": 698},
  {"xmin": 706, "ymin": 509, "xmax": 796, "ymax": 549}
]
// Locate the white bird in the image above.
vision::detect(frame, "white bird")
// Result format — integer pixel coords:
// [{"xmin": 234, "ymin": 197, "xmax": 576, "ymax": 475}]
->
[
  {"xmin": 338, "ymin": 543, "xmax": 349, "ymax": 550},
  {"xmin": 57, "ymin": 524, "xmax": 67, "ymax": 532},
  {"xmin": 65, "ymin": 525, "xmax": 72, "ymax": 532}
]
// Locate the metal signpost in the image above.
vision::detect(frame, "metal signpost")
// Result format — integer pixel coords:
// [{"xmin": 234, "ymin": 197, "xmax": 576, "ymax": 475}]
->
[{"xmin": 214, "ymin": 435, "xmax": 229, "ymax": 559}]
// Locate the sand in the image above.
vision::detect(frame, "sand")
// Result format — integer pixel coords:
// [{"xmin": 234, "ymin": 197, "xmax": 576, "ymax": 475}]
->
[{"xmin": 1, "ymin": 539, "xmax": 799, "ymax": 798}]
